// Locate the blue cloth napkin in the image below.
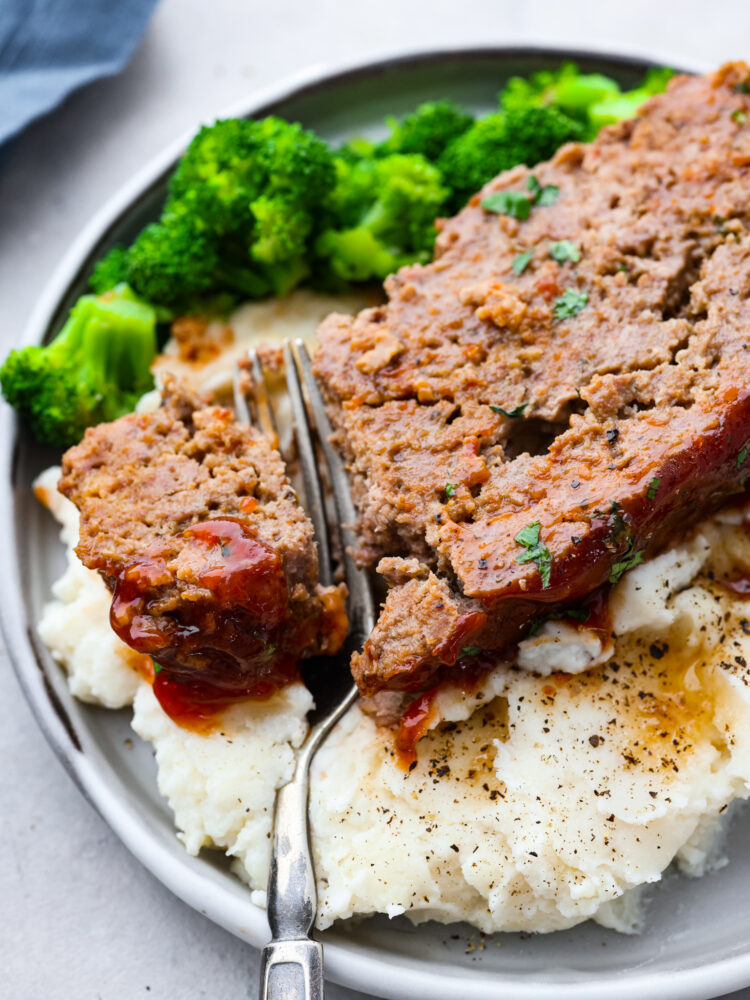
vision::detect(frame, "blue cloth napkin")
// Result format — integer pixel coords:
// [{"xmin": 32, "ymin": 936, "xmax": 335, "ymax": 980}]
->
[{"xmin": 0, "ymin": 0, "xmax": 159, "ymax": 146}]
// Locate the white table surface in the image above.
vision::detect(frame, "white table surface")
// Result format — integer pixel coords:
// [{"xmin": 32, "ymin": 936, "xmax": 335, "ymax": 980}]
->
[{"xmin": 1, "ymin": 1, "xmax": 749, "ymax": 996}]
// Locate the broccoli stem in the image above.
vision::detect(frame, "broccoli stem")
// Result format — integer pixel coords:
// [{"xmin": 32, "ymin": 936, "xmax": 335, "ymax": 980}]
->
[
  {"xmin": 85, "ymin": 297, "xmax": 156, "ymax": 406},
  {"xmin": 588, "ymin": 89, "xmax": 653, "ymax": 130},
  {"xmin": 551, "ymin": 73, "xmax": 620, "ymax": 114}
]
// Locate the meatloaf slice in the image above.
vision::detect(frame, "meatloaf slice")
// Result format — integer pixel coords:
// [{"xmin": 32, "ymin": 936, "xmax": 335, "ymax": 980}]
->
[
  {"xmin": 59, "ymin": 377, "xmax": 347, "ymax": 708},
  {"xmin": 313, "ymin": 62, "xmax": 750, "ymax": 697}
]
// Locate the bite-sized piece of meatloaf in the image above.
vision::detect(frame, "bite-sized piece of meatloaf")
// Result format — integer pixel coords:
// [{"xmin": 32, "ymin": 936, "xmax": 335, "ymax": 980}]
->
[
  {"xmin": 313, "ymin": 62, "xmax": 750, "ymax": 697},
  {"xmin": 59, "ymin": 377, "xmax": 347, "ymax": 707}
]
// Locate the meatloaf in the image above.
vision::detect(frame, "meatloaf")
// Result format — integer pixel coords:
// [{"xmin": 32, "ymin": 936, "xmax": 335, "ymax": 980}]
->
[
  {"xmin": 59, "ymin": 377, "xmax": 347, "ymax": 708},
  {"xmin": 313, "ymin": 62, "xmax": 750, "ymax": 697}
]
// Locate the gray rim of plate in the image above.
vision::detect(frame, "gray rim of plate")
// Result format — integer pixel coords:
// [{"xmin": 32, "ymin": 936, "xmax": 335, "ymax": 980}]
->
[{"xmin": 6, "ymin": 42, "xmax": 750, "ymax": 1000}]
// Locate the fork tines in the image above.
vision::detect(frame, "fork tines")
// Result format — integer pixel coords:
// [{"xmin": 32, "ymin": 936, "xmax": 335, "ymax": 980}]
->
[
  {"xmin": 233, "ymin": 349, "xmax": 279, "ymax": 450},
  {"xmin": 282, "ymin": 342, "xmax": 333, "ymax": 589},
  {"xmin": 234, "ymin": 341, "xmax": 375, "ymax": 643}
]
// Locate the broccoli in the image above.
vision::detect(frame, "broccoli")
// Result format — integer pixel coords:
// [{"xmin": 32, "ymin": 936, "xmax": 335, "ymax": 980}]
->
[
  {"xmin": 438, "ymin": 106, "xmax": 583, "ymax": 210},
  {"xmin": 588, "ymin": 67, "xmax": 675, "ymax": 130},
  {"xmin": 94, "ymin": 117, "xmax": 337, "ymax": 311},
  {"xmin": 315, "ymin": 152, "xmax": 449, "ymax": 283},
  {"xmin": 90, "ymin": 246, "xmax": 129, "ymax": 294},
  {"xmin": 0, "ymin": 284, "xmax": 157, "ymax": 447},
  {"xmin": 335, "ymin": 101, "xmax": 474, "ymax": 171},
  {"xmin": 84, "ymin": 64, "xmax": 676, "ymax": 306},
  {"xmin": 335, "ymin": 136, "xmax": 378, "ymax": 164},
  {"xmin": 1, "ymin": 63, "xmax": 681, "ymax": 450},
  {"xmin": 500, "ymin": 63, "xmax": 674, "ymax": 137},
  {"xmin": 435, "ymin": 64, "xmax": 674, "ymax": 210},
  {"xmin": 501, "ymin": 63, "xmax": 620, "ymax": 124},
  {"xmin": 377, "ymin": 100, "xmax": 475, "ymax": 161}
]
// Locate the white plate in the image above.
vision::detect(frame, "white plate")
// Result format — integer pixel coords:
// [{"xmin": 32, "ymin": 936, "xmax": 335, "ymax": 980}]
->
[{"xmin": 5, "ymin": 45, "xmax": 750, "ymax": 1000}]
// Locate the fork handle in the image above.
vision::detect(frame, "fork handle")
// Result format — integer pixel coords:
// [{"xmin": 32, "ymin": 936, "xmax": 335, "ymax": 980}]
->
[
  {"xmin": 261, "ymin": 756, "xmax": 322, "ymax": 1000},
  {"xmin": 260, "ymin": 938, "xmax": 323, "ymax": 1000},
  {"xmin": 266, "ymin": 772, "xmax": 316, "ymax": 937}
]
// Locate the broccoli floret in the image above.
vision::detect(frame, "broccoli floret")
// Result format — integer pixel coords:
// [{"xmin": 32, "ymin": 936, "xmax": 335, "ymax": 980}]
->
[
  {"xmin": 638, "ymin": 67, "xmax": 677, "ymax": 95},
  {"xmin": 0, "ymin": 285, "xmax": 157, "ymax": 447},
  {"xmin": 334, "ymin": 137, "xmax": 378, "ymax": 164},
  {"xmin": 439, "ymin": 106, "xmax": 583, "ymax": 210},
  {"xmin": 315, "ymin": 153, "xmax": 449, "ymax": 283},
  {"xmin": 501, "ymin": 63, "xmax": 620, "ymax": 123},
  {"xmin": 125, "ymin": 216, "xmax": 221, "ymax": 305},
  {"xmin": 501, "ymin": 63, "xmax": 674, "ymax": 137},
  {"xmin": 96, "ymin": 117, "xmax": 336, "ymax": 312},
  {"xmin": 440, "ymin": 65, "xmax": 674, "ymax": 210},
  {"xmin": 378, "ymin": 100, "xmax": 475, "ymax": 161},
  {"xmin": 170, "ymin": 117, "xmax": 333, "ymax": 255},
  {"xmin": 315, "ymin": 228, "xmax": 398, "ymax": 284},
  {"xmin": 90, "ymin": 246, "xmax": 129, "ymax": 294}
]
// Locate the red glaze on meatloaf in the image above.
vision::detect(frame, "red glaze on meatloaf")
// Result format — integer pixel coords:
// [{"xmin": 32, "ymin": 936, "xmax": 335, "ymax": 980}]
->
[{"xmin": 59, "ymin": 378, "xmax": 347, "ymax": 723}]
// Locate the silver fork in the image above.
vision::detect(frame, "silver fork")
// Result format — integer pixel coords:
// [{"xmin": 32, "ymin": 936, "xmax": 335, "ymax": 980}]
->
[{"xmin": 234, "ymin": 340, "xmax": 375, "ymax": 1000}]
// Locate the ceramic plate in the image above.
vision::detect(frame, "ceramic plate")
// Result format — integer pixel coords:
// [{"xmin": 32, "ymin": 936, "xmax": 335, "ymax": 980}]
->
[{"xmin": 7, "ymin": 45, "xmax": 750, "ymax": 1000}]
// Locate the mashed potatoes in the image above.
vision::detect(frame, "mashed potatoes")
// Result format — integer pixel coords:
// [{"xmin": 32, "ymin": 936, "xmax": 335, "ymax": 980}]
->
[
  {"xmin": 35, "ymin": 464, "xmax": 750, "ymax": 934},
  {"xmin": 151, "ymin": 288, "xmax": 377, "ymax": 398}
]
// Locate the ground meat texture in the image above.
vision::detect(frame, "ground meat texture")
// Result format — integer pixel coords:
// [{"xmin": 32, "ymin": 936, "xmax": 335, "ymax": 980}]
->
[
  {"xmin": 313, "ymin": 63, "xmax": 750, "ymax": 697},
  {"xmin": 59, "ymin": 379, "xmax": 347, "ymax": 714}
]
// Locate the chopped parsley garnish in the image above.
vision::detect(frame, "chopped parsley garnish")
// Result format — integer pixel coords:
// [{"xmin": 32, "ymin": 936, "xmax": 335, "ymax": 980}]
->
[
  {"xmin": 153, "ymin": 663, "xmax": 163, "ymax": 675},
  {"xmin": 527, "ymin": 175, "xmax": 559, "ymax": 206},
  {"xmin": 483, "ymin": 176, "xmax": 558, "ymax": 220},
  {"xmin": 591, "ymin": 499, "xmax": 627, "ymax": 543},
  {"xmin": 514, "ymin": 521, "xmax": 553, "ymax": 588},
  {"xmin": 489, "ymin": 403, "xmax": 527, "ymax": 418},
  {"xmin": 445, "ymin": 482, "xmax": 458, "ymax": 498},
  {"xmin": 461, "ymin": 646, "xmax": 481, "ymax": 657},
  {"xmin": 553, "ymin": 287, "xmax": 588, "ymax": 320},
  {"xmin": 537, "ymin": 184, "xmax": 559, "ymax": 206},
  {"xmin": 646, "ymin": 477, "xmax": 661, "ymax": 500},
  {"xmin": 565, "ymin": 608, "xmax": 592, "ymax": 622},
  {"xmin": 481, "ymin": 190, "xmax": 531, "ymax": 220},
  {"xmin": 611, "ymin": 512, "xmax": 627, "ymax": 540},
  {"xmin": 512, "ymin": 250, "xmax": 533, "ymax": 275},
  {"xmin": 734, "ymin": 82, "xmax": 750, "ymax": 94},
  {"xmin": 515, "ymin": 522, "xmax": 541, "ymax": 548},
  {"xmin": 732, "ymin": 109, "xmax": 748, "ymax": 124},
  {"xmin": 526, "ymin": 616, "xmax": 546, "ymax": 637},
  {"xmin": 738, "ymin": 440, "xmax": 750, "ymax": 470},
  {"xmin": 609, "ymin": 538, "xmax": 644, "ymax": 584},
  {"xmin": 526, "ymin": 606, "xmax": 590, "ymax": 637},
  {"xmin": 549, "ymin": 240, "xmax": 580, "ymax": 264}
]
